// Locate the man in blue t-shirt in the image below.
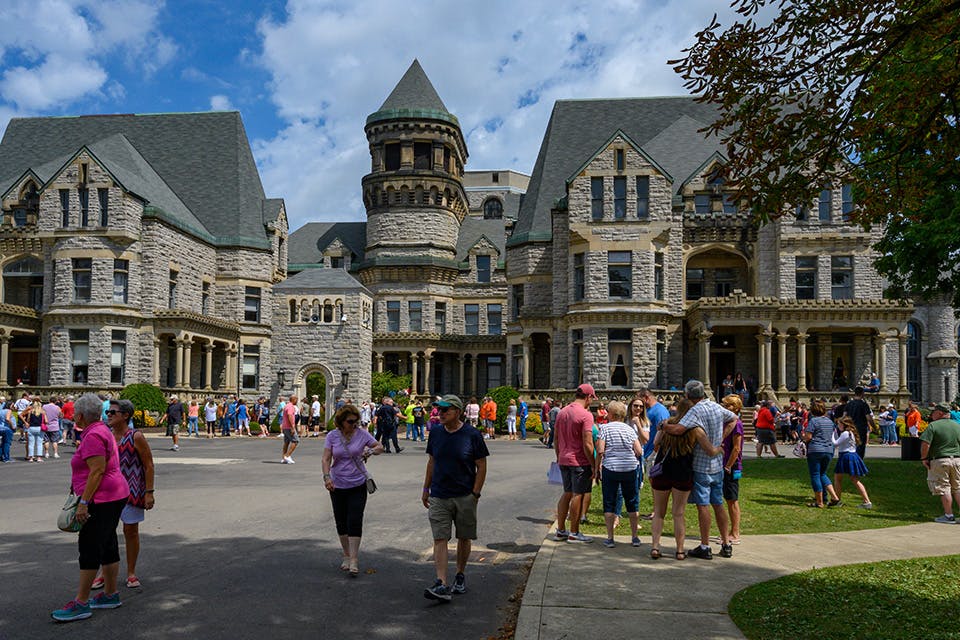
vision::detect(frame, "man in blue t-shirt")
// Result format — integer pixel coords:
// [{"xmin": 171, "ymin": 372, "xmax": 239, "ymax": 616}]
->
[
  {"xmin": 639, "ymin": 388, "xmax": 670, "ymax": 520},
  {"xmin": 422, "ymin": 394, "xmax": 489, "ymax": 603},
  {"xmin": 518, "ymin": 398, "xmax": 528, "ymax": 440}
]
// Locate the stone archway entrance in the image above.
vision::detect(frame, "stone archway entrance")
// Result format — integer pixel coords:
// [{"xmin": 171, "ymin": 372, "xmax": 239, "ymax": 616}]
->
[{"xmin": 293, "ymin": 362, "xmax": 337, "ymax": 427}]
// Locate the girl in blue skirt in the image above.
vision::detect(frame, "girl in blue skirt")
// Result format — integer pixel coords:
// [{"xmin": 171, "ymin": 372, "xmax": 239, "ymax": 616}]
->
[{"xmin": 832, "ymin": 416, "xmax": 872, "ymax": 509}]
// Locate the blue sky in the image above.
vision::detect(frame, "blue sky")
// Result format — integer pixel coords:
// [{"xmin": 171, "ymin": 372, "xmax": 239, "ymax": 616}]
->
[{"xmin": 0, "ymin": 0, "xmax": 750, "ymax": 232}]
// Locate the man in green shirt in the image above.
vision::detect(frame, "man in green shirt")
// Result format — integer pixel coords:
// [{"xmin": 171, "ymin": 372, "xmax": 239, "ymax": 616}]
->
[{"xmin": 920, "ymin": 403, "xmax": 960, "ymax": 524}]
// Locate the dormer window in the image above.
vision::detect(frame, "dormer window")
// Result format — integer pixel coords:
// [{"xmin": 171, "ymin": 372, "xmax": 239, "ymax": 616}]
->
[{"xmin": 330, "ymin": 256, "xmax": 344, "ymax": 269}]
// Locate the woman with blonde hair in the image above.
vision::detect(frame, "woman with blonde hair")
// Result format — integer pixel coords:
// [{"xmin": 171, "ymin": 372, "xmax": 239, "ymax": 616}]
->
[
  {"xmin": 322, "ymin": 404, "xmax": 384, "ymax": 576},
  {"xmin": 648, "ymin": 399, "xmax": 721, "ymax": 560},
  {"xmin": 21, "ymin": 398, "xmax": 47, "ymax": 462},
  {"xmin": 596, "ymin": 401, "xmax": 644, "ymax": 547}
]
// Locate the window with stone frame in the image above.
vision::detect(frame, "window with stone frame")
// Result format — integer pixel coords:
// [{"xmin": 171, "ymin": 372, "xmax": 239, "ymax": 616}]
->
[
  {"xmin": 486, "ymin": 355, "xmax": 503, "ymax": 390},
  {"xmin": 78, "ymin": 188, "xmax": 89, "ymax": 226},
  {"xmin": 168, "ymin": 270, "xmax": 178, "ymax": 309},
  {"xmin": 694, "ymin": 193, "xmax": 711, "ymax": 215},
  {"xmin": 830, "ymin": 256, "xmax": 853, "ymax": 299},
  {"xmin": 487, "ymin": 303, "xmax": 502, "ymax": 335},
  {"xmin": 613, "ymin": 176, "xmax": 626, "ymax": 219},
  {"xmin": 573, "ymin": 253, "xmax": 585, "ymax": 301},
  {"xmin": 435, "ymin": 301, "xmax": 447, "ymax": 334},
  {"xmin": 242, "ymin": 345, "xmax": 260, "ymax": 389},
  {"xmin": 409, "ymin": 301, "xmax": 422, "ymax": 332},
  {"xmin": 70, "ymin": 329, "xmax": 89, "ymax": 383},
  {"xmin": 721, "ymin": 193, "xmax": 738, "ymax": 214},
  {"xmin": 795, "ymin": 203, "xmax": 810, "ymax": 221},
  {"xmin": 244, "ymin": 287, "xmax": 261, "ymax": 322},
  {"xmin": 98, "ymin": 188, "xmax": 109, "ymax": 226},
  {"xmin": 795, "ymin": 257, "xmax": 818, "ymax": 299},
  {"xmin": 384, "ymin": 143, "xmax": 401, "ymax": 171},
  {"xmin": 113, "ymin": 259, "xmax": 129, "ymax": 303},
  {"xmin": 715, "ymin": 268, "xmax": 737, "ymax": 297},
  {"xmin": 72, "ymin": 258, "xmax": 92, "ymax": 302},
  {"xmin": 330, "ymin": 256, "xmax": 344, "ymax": 269},
  {"xmin": 591, "ymin": 177, "xmax": 604, "ymax": 220},
  {"xmin": 819, "ymin": 189, "xmax": 832, "ymax": 221},
  {"xmin": 465, "ymin": 304, "xmax": 479, "ymax": 336},
  {"xmin": 615, "ymin": 148, "xmax": 625, "ymax": 171},
  {"xmin": 656, "ymin": 329, "xmax": 667, "ymax": 388},
  {"xmin": 607, "ymin": 251, "xmax": 632, "ymax": 298},
  {"xmin": 414, "ymin": 142, "xmax": 432, "ymax": 170},
  {"xmin": 686, "ymin": 268, "xmax": 704, "ymax": 301},
  {"xmin": 636, "ymin": 176, "xmax": 649, "ymax": 218},
  {"xmin": 110, "ymin": 330, "xmax": 126, "ymax": 384},
  {"xmin": 654, "ymin": 252, "xmax": 664, "ymax": 300},
  {"xmin": 476, "ymin": 255, "xmax": 491, "ymax": 283},
  {"xmin": 386, "ymin": 301, "xmax": 400, "ymax": 332},
  {"xmin": 608, "ymin": 328, "xmax": 632, "ymax": 387},
  {"xmin": 841, "ymin": 184, "xmax": 854, "ymax": 221},
  {"xmin": 511, "ymin": 284, "xmax": 524, "ymax": 320},
  {"xmin": 571, "ymin": 329, "xmax": 584, "ymax": 384},
  {"xmin": 483, "ymin": 198, "xmax": 503, "ymax": 219},
  {"xmin": 512, "ymin": 345, "xmax": 523, "ymax": 387},
  {"xmin": 59, "ymin": 189, "xmax": 70, "ymax": 227}
]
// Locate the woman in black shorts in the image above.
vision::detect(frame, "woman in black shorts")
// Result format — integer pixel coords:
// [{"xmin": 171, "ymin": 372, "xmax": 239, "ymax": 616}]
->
[{"xmin": 648, "ymin": 399, "xmax": 722, "ymax": 560}]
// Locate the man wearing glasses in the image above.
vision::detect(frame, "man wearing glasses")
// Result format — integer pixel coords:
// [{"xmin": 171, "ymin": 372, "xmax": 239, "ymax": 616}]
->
[{"xmin": 422, "ymin": 395, "xmax": 489, "ymax": 603}]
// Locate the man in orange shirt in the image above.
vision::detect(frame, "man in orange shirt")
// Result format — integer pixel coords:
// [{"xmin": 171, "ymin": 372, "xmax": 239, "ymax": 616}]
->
[
  {"xmin": 906, "ymin": 402, "xmax": 921, "ymax": 437},
  {"xmin": 480, "ymin": 397, "xmax": 498, "ymax": 440}
]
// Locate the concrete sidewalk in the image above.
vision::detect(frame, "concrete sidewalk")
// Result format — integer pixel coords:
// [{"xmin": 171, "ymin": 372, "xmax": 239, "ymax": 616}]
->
[{"xmin": 516, "ymin": 522, "xmax": 960, "ymax": 640}]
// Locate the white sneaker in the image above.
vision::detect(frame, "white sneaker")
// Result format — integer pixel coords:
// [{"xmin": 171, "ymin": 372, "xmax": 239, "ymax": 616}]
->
[
  {"xmin": 286, "ymin": 457, "xmax": 295, "ymax": 464},
  {"xmin": 281, "ymin": 458, "xmax": 288, "ymax": 464},
  {"xmin": 44, "ymin": 453, "xmax": 49, "ymax": 458},
  {"xmin": 171, "ymin": 445, "xmax": 179, "ymax": 451},
  {"xmin": 54, "ymin": 453, "xmax": 60, "ymax": 459}
]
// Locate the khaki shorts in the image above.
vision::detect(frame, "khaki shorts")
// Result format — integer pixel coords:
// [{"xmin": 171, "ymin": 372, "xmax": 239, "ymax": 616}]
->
[
  {"xmin": 428, "ymin": 494, "xmax": 478, "ymax": 541},
  {"xmin": 927, "ymin": 457, "xmax": 960, "ymax": 495}
]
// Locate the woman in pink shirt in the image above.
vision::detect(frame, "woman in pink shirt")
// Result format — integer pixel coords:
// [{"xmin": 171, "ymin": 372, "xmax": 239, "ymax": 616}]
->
[{"xmin": 52, "ymin": 394, "xmax": 130, "ymax": 622}]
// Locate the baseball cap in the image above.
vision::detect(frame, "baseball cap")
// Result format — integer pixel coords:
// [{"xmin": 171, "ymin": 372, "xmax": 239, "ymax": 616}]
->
[
  {"xmin": 434, "ymin": 394, "xmax": 463, "ymax": 410},
  {"xmin": 576, "ymin": 383, "xmax": 597, "ymax": 398},
  {"xmin": 933, "ymin": 402, "xmax": 951, "ymax": 414}
]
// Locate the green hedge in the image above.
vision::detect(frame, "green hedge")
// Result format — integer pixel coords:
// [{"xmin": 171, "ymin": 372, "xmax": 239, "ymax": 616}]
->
[
  {"xmin": 119, "ymin": 383, "xmax": 167, "ymax": 414},
  {"xmin": 488, "ymin": 385, "xmax": 519, "ymax": 431}
]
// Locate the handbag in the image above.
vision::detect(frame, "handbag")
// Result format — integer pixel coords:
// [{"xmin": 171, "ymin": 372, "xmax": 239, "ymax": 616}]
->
[
  {"xmin": 547, "ymin": 461, "xmax": 562, "ymax": 485},
  {"xmin": 648, "ymin": 448, "xmax": 665, "ymax": 478},
  {"xmin": 58, "ymin": 492, "xmax": 83, "ymax": 533},
  {"xmin": 349, "ymin": 454, "xmax": 377, "ymax": 494},
  {"xmin": 793, "ymin": 440, "xmax": 807, "ymax": 458}
]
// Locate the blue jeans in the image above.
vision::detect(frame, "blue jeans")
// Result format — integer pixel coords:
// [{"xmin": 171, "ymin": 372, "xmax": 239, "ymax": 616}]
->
[
  {"xmin": 221, "ymin": 418, "xmax": 232, "ymax": 436},
  {"xmin": 188, "ymin": 416, "xmax": 199, "ymax": 435},
  {"xmin": 406, "ymin": 422, "xmax": 415, "ymax": 439},
  {"xmin": 880, "ymin": 422, "xmax": 898, "ymax": 444},
  {"xmin": 807, "ymin": 452, "xmax": 834, "ymax": 495},
  {"xmin": 602, "ymin": 467, "xmax": 640, "ymax": 514},
  {"xmin": 614, "ymin": 464, "xmax": 642, "ymax": 515},
  {"xmin": 0, "ymin": 426, "xmax": 13, "ymax": 461},
  {"xmin": 519, "ymin": 415, "xmax": 527, "ymax": 439},
  {"xmin": 27, "ymin": 426, "xmax": 43, "ymax": 457},
  {"xmin": 412, "ymin": 423, "xmax": 423, "ymax": 441}
]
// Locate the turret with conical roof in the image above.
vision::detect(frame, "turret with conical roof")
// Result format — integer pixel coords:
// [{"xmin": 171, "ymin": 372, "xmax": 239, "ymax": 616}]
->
[{"xmin": 359, "ymin": 60, "xmax": 468, "ymax": 287}]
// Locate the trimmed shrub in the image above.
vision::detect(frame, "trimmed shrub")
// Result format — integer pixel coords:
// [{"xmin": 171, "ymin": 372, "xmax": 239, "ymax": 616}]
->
[
  {"xmin": 525, "ymin": 412, "xmax": 543, "ymax": 435},
  {"xmin": 372, "ymin": 371, "xmax": 411, "ymax": 403},
  {"xmin": 488, "ymin": 385, "xmax": 520, "ymax": 431},
  {"xmin": 120, "ymin": 383, "xmax": 166, "ymax": 414}
]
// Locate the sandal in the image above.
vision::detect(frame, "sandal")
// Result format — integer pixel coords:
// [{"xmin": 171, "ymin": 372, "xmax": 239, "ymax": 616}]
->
[
  {"xmin": 340, "ymin": 557, "xmax": 351, "ymax": 571},
  {"xmin": 806, "ymin": 501, "xmax": 824, "ymax": 508},
  {"xmin": 675, "ymin": 551, "xmax": 686, "ymax": 561},
  {"xmin": 650, "ymin": 548, "xmax": 661, "ymax": 560},
  {"xmin": 349, "ymin": 560, "xmax": 359, "ymax": 577}
]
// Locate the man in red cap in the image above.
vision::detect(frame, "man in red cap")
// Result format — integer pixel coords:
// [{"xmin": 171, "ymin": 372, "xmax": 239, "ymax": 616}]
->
[{"xmin": 552, "ymin": 383, "xmax": 597, "ymax": 543}]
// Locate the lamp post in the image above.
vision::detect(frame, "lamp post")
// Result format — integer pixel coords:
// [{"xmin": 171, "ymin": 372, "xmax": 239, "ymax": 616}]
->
[
  {"xmin": 277, "ymin": 368, "xmax": 287, "ymax": 390},
  {"xmin": 340, "ymin": 369, "xmax": 349, "ymax": 390}
]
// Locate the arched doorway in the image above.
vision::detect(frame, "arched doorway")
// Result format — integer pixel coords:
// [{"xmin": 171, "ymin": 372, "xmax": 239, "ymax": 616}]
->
[{"xmin": 293, "ymin": 363, "xmax": 336, "ymax": 429}]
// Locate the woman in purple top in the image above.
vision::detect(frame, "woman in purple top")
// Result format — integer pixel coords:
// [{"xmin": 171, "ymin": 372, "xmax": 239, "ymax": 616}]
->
[{"xmin": 322, "ymin": 404, "xmax": 384, "ymax": 576}]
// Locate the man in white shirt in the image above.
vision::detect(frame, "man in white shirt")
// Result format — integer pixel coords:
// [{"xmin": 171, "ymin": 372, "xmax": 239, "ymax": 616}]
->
[{"xmin": 310, "ymin": 395, "xmax": 322, "ymax": 436}]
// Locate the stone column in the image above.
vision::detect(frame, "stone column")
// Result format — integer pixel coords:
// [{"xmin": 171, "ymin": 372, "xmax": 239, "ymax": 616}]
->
[
  {"xmin": 0, "ymin": 335, "xmax": 9, "ymax": 386},
  {"xmin": 174, "ymin": 339, "xmax": 184, "ymax": 388},
  {"xmin": 226, "ymin": 345, "xmax": 238, "ymax": 390},
  {"xmin": 545, "ymin": 335, "xmax": 553, "ymax": 388},
  {"xmin": 777, "ymin": 333, "xmax": 788, "ymax": 393},
  {"xmin": 796, "ymin": 333, "xmax": 808, "ymax": 392},
  {"xmin": 763, "ymin": 331, "xmax": 774, "ymax": 392},
  {"xmin": 410, "ymin": 352, "xmax": 419, "ymax": 396},
  {"xmin": 458, "ymin": 355, "xmax": 466, "ymax": 396},
  {"xmin": 375, "ymin": 352, "xmax": 384, "ymax": 373},
  {"xmin": 878, "ymin": 332, "xmax": 889, "ymax": 392},
  {"xmin": 698, "ymin": 330, "xmax": 713, "ymax": 388},
  {"xmin": 182, "ymin": 339, "xmax": 193, "ymax": 389},
  {"xmin": 423, "ymin": 349, "xmax": 434, "ymax": 396},
  {"xmin": 152, "ymin": 338, "xmax": 161, "ymax": 385},
  {"xmin": 522, "ymin": 336, "xmax": 532, "ymax": 389},
  {"xmin": 203, "ymin": 341, "xmax": 214, "ymax": 390},
  {"xmin": 755, "ymin": 333, "xmax": 767, "ymax": 390},
  {"xmin": 471, "ymin": 354, "xmax": 479, "ymax": 396},
  {"xmin": 898, "ymin": 333, "xmax": 909, "ymax": 393}
]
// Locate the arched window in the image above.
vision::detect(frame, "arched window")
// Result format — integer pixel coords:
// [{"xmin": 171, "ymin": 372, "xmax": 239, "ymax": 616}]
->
[
  {"xmin": 483, "ymin": 198, "xmax": 503, "ymax": 219},
  {"xmin": 3, "ymin": 256, "xmax": 44, "ymax": 309},
  {"xmin": 323, "ymin": 299, "xmax": 334, "ymax": 323},
  {"xmin": 300, "ymin": 299, "xmax": 310, "ymax": 323},
  {"xmin": 907, "ymin": 322, "xmax": 922, "ymax": 401},
  {"xmin": 289, "ymin": 299, "xmax": 298, "ymax": 323},
  {"xmin": 311, "ymin": 300, "xmax": 320, "ymax": 323}
]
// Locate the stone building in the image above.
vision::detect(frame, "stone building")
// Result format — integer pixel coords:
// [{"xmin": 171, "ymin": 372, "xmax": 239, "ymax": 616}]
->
[{"xmin": 0, "ymin": 112, "xmax": 286, "ymax": 400}]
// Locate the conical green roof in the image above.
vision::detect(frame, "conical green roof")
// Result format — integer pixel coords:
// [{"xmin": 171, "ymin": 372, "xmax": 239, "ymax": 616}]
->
[{"xmin": 367, "ymin": 59, "xmax": 459, "ymax": 127}]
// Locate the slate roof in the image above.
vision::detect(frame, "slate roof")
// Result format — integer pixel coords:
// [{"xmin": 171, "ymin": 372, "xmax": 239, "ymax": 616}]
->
[
  {"xmin": 287, "ymin": 222, "xmax": 367, "ymax": 268},
  {"xmin": 510, "ymin": 97, "xmax": 725, "ymax": 245},
  {"xmin": 273, "ymin": 266, "xmax": 368, "ymax": 293},
  {"xmin": 0, "ymin": 111, "xmax": 280, "ymax": 249},
  {"xmin": 455, "ymin": 217, "xmax": 507, "ymax": 262},
  {"xmin": 377, "ymin": 59, "xmax": 449, "ymax": 113}
]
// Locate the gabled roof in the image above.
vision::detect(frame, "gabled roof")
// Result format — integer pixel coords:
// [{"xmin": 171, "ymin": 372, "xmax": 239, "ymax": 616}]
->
[
  {"xmin": 378, "ymin": 59, "xmax": 448, "ymax": 113},
  {"xmin": 0, "ymin": 111, "xmax": 275, "ymax": 249},
  {"xmin": 0, "ymin": 168, "xmax": 41, "ymax": 200},
  {"xmin": 510, "ymin": 98, "xmax": 725, "ymax": 246},
  {"xmin": 274, "ymin": 266, "xmax": 369, "ymax": 294},
  {"xmin": 287, "ymin": 222, "xmax": 367, "ymax": 268},
  {"xmin": 456, "ymin": 217, "xmax": 507, "ymax": 262},
  {"xmin": 678, "ymin": 151, "xmax": 728, "ymax": 190},
  {"xmin": 566, "ymin": 128, "xmax": 673, "ymax": 184}
]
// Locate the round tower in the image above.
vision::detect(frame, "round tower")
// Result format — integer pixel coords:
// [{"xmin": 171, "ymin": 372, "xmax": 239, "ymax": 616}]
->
[{"xmin": 359, "ymin": 59, "xmax": 468, "ymax": 286}]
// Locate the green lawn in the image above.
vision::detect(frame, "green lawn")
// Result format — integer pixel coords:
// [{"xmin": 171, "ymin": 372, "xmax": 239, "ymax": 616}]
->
[
  {"xmin": 577, "ymin": 457, "xmax": 938, "ymax": 536},
  {"xmin": 729, "ymin": 555, "xmax": 960, "ymax": 640}
]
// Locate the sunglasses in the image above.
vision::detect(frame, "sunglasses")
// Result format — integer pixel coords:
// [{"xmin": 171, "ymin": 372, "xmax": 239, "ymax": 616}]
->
[
  {"xmin": 344, "ymin": 418, "xmax": 358, "ymax": 424},
  {"xmin": 436, "ymin": 406, "xmax": 457, "ymax": 412},
  {"xmin": 105, "ymin": 409, "xmax": 127, "ymax": 416}
]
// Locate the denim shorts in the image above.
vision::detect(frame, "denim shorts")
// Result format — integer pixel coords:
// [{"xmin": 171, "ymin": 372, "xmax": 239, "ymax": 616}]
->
[{"xmin": 688, "ymin": 470, "xmax": 724, "ymax": 506}]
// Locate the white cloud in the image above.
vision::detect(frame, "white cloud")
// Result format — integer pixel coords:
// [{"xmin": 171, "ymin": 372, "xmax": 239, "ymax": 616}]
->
[
  {"xmin": 210, "ymin": 94, "xmax": 234, "ymax": 111},
  {"xmin": 253, "ymin": 0, "xmax": 750, "ymax": 231},
  {"xmin": 1, "ymin": 55, "xmax": 108, "ymax": 111}
]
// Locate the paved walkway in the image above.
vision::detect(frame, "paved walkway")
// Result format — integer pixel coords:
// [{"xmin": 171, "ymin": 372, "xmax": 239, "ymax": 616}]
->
[{"xmin": 516, "ymin": 521, "xmax": 960, "ymax": 640}]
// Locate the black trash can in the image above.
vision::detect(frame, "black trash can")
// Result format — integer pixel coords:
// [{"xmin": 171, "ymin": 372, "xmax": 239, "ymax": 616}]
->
[{"xmin": 901, "ymin": 436, "xmax": 922, "ymax": 461}]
